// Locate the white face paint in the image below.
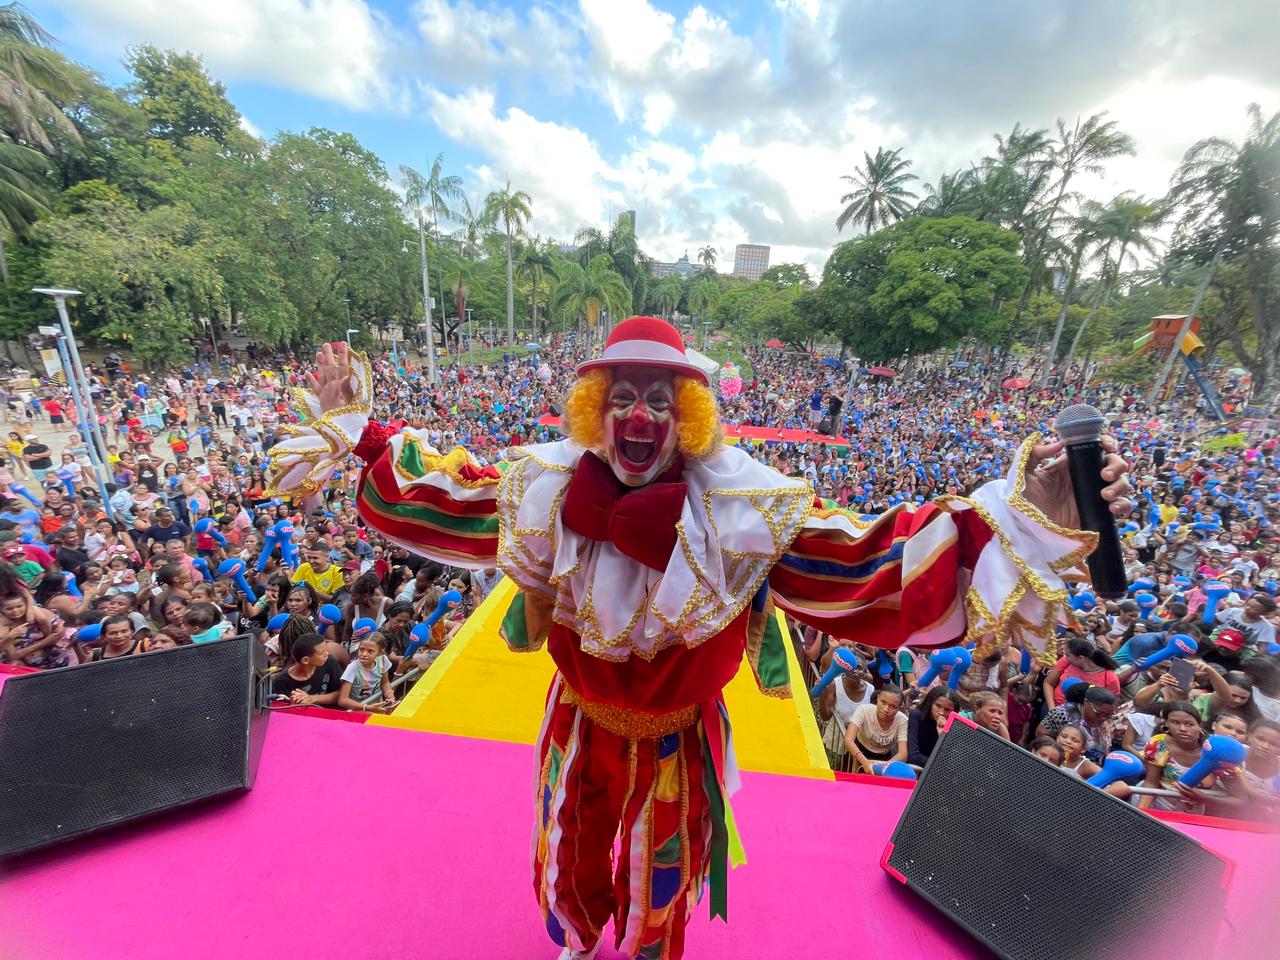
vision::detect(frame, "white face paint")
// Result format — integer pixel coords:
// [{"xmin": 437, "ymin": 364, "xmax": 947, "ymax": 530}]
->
[{"xmin": 603, "ymin": 366, "xmax": 679, "ymax": 487}]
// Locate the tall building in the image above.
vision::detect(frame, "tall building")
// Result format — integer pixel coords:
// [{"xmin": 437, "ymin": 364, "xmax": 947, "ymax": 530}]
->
[{"xmin": 733, "ymin": 243, "xmax": 770, "ymax": 281}]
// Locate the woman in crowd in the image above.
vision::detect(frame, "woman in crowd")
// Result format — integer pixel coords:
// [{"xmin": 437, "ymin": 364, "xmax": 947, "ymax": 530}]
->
[{"xmin": 906, "ymin": 686, "xmax": 956, "ymax": 768}]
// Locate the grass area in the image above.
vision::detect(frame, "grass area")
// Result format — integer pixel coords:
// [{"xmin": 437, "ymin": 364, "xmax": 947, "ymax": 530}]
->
[{"xmin": 699, "ymin": 339, "xmax": 752, "ymax": 376}]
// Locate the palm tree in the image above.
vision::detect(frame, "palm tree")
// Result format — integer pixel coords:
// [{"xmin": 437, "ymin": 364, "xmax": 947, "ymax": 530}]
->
[
  {"xmin": 517, "ymin": 236, "xmax": 559, "ymax": 336},
  {"xmin": 836, "ymin": 147, "xmax": 918, "ymax": 233},
  {"xmin": 452, "ymin": 194, "xmax": 494, "ymax": 258},
  {"xmin": 0, "ymin": 4, "xmax": 80, "ymax": 153},
  {"xmin": 1151, "ymin": 104, "xmax": 1280, "ymax": 400},
  {"xmin": 697, "ymin": 245, "xmax": 717, "ymax": 272},
  {"xmin": 484, "ymin": 181, "xmax": 532, "ymax": 345},
  {"xmin": 0, "ymin": 139, "xmax": 48, "ymax": 282},
  {"xmin": 400, "ymin": 153, "xmax": 463, "ymax": 342},
  {"xmin": 655, "ymin": 275, "xmax": 682, "ymax": 319},
  {"xmin": 1040, "ymin": 203, "xmax": 1104, "ymax": 382},
  {"xmin": 573, "ymin": 226, "xmax": 607, "ymax": 265},
  {"xmin": 550, "ymin": 254, "xmax": 630, "ymax": 330},
  {"xmin": 916, "ymin": 170, "xmax": 976, "ymax": 218},
  {"xmin": 686, "ymin": 274, "xmax": 720, "ymax": 320},
  {"xmin": 1062, "ymin": 193, "xmax": 1163, "ymax": 373},
  {"xmin": 1011, "ymin": 114, "xmax": 1135, "ymax": 338}
]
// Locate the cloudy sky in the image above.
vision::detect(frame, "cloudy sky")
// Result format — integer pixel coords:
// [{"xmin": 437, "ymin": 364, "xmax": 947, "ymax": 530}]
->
[{"xmin": 28, "ymin": 0, "xmax": 1280, "ymax": 274}]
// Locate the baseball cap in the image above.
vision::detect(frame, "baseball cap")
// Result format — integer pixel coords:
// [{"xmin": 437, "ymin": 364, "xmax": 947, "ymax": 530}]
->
[
  {"xmin": 24, "ymin": 434, "xmax": 37, "ymax": 441},
  {"xmin": 1215, "ymin": 628, "xmax": 1247, "ymax": 652}
]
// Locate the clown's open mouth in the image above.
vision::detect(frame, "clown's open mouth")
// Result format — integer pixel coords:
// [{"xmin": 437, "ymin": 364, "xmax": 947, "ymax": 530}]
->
[{"xmin": 618, "ymin": 433, "xmax": 659, "ymax": 472}]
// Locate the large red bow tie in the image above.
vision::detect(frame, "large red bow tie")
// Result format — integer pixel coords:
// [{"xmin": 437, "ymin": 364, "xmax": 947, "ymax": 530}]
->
[{"xmin": 560, "ymin": 451, "xmax": 686, "ymax": 571}]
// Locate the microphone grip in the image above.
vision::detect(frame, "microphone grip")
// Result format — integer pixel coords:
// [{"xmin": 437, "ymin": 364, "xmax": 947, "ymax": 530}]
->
[{"xmin": 1064, "ymin": 439, "xmax": 1126, "ymax": 599}]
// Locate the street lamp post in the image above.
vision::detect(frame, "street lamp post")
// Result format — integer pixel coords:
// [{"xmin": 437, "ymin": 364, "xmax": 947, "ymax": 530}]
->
[
  {"xmin": 32, "ymin": 288, "xmax": 115, "ymax": 518},
  {"xmin": 345, "ymin": 328, "xmax": 358, "ymax": 347},
  {"xmin": 416, "ymin": 212, "xmax": 437, "ymax": 385}
]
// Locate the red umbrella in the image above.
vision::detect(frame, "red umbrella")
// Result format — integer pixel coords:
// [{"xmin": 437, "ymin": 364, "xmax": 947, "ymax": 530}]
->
[
  {"xmin": 1002, "ymin": 377, "xmax": 1031, "ymax": 389},
  {"xmin": 764, "ymin": 339, "xmax": 784, "ymax": 349},
  {"xmin": 865, "ymin": 366, "xmax": 897, "ymax": 378}
]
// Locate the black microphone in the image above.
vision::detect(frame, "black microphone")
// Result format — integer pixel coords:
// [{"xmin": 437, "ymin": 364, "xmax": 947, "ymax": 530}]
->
[{"xmin": 1055, "ymin": 404, "xmax": 1127, "ymax": 599}]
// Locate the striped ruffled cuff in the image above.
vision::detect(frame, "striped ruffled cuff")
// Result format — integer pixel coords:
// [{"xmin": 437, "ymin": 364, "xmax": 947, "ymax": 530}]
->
[
  {"xmin": 266, "ymin": 352, "xmax": 374, "ymax": 504},
  {"xmin": 949, "ymin": 436, "xmax": 1096, "ymax": 666}
]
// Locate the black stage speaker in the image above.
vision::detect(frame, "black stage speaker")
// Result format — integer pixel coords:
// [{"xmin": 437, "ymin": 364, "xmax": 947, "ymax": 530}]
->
[
  {"xmin": 0, "ymin": 633, "xmax": 269, "ymax": 857},
  {"xmin": 882, "ymin": 716, "xmax": 1232, "ymax": 960}
]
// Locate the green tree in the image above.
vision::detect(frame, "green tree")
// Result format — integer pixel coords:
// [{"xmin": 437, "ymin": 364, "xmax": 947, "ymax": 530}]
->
[
  {"xmin": 1161, "ymin": 104, "xmax": 1280, "ymax": 397},
  {"xmin": 516, "ymin": 236, "xmax": 559, "ymax": 336},
  {"xmin": 124, "ymin": 45, "xmax": 246, "ymax": 148},
  {"xmin": 836, "ymin": 146, "xmax": 918, "ymax": 234},
  {"xmin": 760, "ymin": 263, "xmax": 810, "ymax": 287},
  {"xmin": 917, "ymin": 170, "xmax": 977, "ymax": 218},
  {"xmin": 697, "ymin": 244, "xmax": 716, "ymax": 272},
  {"xmin": 34, "ymin": 192, "xmax": 219, "ymax": 366},
  {"xmin": 654, "ymin": 274, "xmax": 682, "ymax": 319},
  {"xmin": 686, "ymin": 273, "xmax": 721, "ymax": 319},
  {"xmin": 816, "ymin": 215, "xmax": 1028, "ymax": 359},
  {"xmin": 451, "ymin": 194, "xmax": 494, "ymax": 258},
  {"xmin": 400, "ymin": 152, "xmax": 463, "ymax": 343},
  {"xmin": 484, "ymin": 180, "xmax": 532, "ymax": 345},
  {"xmin": 1011, "ymin": 114, "xmax": 1134, "ymax": 346},
  {"xmin": 0, "ymin": 3, "xmax": 80, "ymax": 152},
  {"xmin": 1061, "ymin": 193, "xmax": 1163, "ymax": 373},
  {"xmin": 550, "ymin": 253, "xmax": 629, "ymax": 328}
]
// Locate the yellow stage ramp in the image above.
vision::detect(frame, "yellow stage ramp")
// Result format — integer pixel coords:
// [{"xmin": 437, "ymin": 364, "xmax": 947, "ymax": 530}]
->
[{"xmin": 371, "ymin": 578, "xmax": 832, "ymax": 780}]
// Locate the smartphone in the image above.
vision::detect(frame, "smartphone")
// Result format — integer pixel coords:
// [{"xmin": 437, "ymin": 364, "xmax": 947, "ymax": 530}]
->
[{"xmin": 1168, "ymin": 658, "xmax": 1195, "ymax": 691}]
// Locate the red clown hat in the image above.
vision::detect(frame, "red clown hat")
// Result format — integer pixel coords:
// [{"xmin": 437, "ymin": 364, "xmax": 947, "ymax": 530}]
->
[{"xmin": 576, "ymin": 316, "xmax": 709, "ymax": 385}]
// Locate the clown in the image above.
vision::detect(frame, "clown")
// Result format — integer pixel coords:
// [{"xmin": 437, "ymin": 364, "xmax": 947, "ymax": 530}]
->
[{"xmin": 267, "ymin": 317, "xmax": 1130, "ymax": 960}]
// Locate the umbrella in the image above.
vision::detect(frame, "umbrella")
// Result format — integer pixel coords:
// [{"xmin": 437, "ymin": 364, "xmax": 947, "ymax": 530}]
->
[
  {"xmin": 524, "ymin": 342, "xmax": 542, "ymax": 351},
  {"xmin": 818, "ymin": 357, "xmax": 844, "ymax": 368},
  {"xmin": 865, "ymin": 366, "xmax": 897, "ymax": 378},
  {"xmin": 764, "ymin": 339, "xmax": 784, "ymax": 349},
  {"xmin": 1002, "ymin": 377, "xmax": 1031, "ymax": 389}
]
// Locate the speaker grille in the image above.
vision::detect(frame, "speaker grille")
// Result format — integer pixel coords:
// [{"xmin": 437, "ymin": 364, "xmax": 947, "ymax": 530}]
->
[
  {"xmin": 0, "ymin": 636, "xmax": 262, "ymax": 856},
  {"xmin": 885, "ymin": 720, "xmax": 1229, "ymax": 960}
]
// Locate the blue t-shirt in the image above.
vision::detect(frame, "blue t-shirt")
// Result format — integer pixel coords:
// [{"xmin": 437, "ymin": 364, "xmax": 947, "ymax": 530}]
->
[
  {"xmin": 5, "ymin": 508, "xmax": 40, "ymax": 538},
  {"xmin": 1113, "ymin": 632, "xmax": 1165, "ymax": 668}
]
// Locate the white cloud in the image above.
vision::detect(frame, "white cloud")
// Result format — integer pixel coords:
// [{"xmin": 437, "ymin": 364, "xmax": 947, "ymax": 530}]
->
[
  {"xmin": 413, "ymin": 0, "xmax": 579, "ymax": 91},
  {"xmin": 425, "ymin": 87, "xmax": 622, "ymax": 240},
  {"xmin": 49, "ymin": 0, "xmax": 397, "ymax": 110},
  {"xmin": 641, "ymin": 93, "xmax": 674, "ymax": 135},
  {"xmin": 238, "ymin": 114, "xmax": 263, "ymax": 139}
]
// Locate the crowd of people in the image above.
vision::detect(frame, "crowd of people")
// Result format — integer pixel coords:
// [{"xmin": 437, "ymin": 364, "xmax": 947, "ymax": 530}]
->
[{"xmin": 0, "ymin": 329, "xmax": 1277, "ymax": 822}]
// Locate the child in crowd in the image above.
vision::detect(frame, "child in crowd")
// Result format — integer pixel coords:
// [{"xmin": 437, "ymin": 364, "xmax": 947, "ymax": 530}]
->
[
  {"xmin": 1139, "ymin": 700, "xmax": 1213, "ymax": 813},
  {"xmin": 270, "ymin": 632, "xmax": 342, "ymax": 707},
  {"xmin": 338, "ymin": 633, "xmax": 396, "ymax": 713},
  {"xmin": 1029, "ymin": 737, "xmax": 1064, "ymax": 766},
  {"xmin": 1054, "ymin": 724, "xmax": 1100, "ymax": 779}
]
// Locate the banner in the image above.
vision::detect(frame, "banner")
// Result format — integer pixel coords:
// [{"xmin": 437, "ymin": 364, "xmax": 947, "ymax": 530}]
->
[{"xmin": 39, "ymin": 348, "xmax": 65, "ymax": 385}]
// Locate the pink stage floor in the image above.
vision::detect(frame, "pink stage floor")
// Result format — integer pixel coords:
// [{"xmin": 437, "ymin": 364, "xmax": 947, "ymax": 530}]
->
[{"xmin": 1, "ymin": 708, "xmax": 1276, "ymax": 959}]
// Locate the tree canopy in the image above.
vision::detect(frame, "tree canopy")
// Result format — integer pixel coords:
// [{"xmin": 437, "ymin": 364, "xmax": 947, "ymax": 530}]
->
[{"xmin": 812, "ymin": 216, "xmax": 1028, "ymax": 360}]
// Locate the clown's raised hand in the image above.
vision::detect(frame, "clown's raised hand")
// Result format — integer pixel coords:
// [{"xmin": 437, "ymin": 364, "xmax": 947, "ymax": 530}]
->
[
  {"xmin": 308, "ymin": 342, "xmax": 356, "ymax": 415},
  {"xmin": 1022, "ymin": 436, "xmax": 1132, "ymax": 530}
]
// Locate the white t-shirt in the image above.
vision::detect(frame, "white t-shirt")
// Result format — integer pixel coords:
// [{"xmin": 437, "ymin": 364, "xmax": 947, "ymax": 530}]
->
[
  {"xmin": 833, "ymin": 678, "xmax": 873, "ymax": 730},
  {"xmin": 341, "ymin": 655, "xmax": 391, "ymax": 701},
  {"xmin": 849, "ymin": 703, "xmax": 908, "ymax": 752}
]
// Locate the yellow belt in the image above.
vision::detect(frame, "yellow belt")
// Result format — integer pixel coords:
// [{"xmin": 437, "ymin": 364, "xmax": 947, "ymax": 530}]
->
[{"xmin": 560, "ymin": 682, "xmax": 700, "ymax": 740}]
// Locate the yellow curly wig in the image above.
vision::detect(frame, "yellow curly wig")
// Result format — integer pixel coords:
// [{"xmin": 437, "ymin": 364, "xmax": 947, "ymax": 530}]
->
[{"xmin": 562, "ymin": 369, "xmax": 723, "ymax": 460}]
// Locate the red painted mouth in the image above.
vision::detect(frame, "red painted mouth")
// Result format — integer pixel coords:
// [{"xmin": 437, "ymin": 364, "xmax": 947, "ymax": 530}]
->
[{"xmin": 614, "ymin": 419, "xmax": 665, "ymax": 473}]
